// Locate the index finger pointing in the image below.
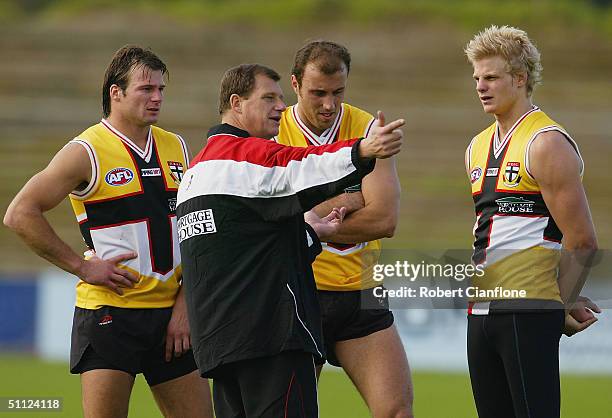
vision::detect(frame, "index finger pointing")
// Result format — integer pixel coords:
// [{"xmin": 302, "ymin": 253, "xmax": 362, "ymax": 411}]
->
[{"xmin": 383, "ymin": 118, "xmax": 405, "ymax": 131}]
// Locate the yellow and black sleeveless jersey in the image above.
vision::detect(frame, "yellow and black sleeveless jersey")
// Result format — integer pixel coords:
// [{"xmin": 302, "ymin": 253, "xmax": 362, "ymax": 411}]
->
[
  {"xmin": 275, "ymin": 103, "xmax": 380, "ymax": 291},
  {"xmin": 466, "ymin": 106, "xmax": 584, "ymax": 314},
  {"xmin": 69, "ymin": 119, "xmax": 189, "ymax": 309}
]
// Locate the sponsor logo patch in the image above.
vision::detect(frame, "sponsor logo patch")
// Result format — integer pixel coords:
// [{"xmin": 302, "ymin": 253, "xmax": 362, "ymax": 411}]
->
[
  {"xmin": 486, "ymin": 168, "xmax": 499, "ymax": 177},
  {"xmin": 470, "ymin": 167, "xmax": 483, "ymax": 184},
  {"xmin": 105, "ymin": 167, "xmax": 134, "ymax": 186},
  {"xmin": 141, "ymin": 168, "xmax": 162, "ymax": 177},
  {"xmin": 177, "ymin": 209, "xmax": 217, "ymax": 243},
  {"xmin": 503, "ymin": 162, "xmax": 522, "ymax": 188},
  {"xmin": 168, "ymin": 197, "xmax": 177, "ymax": 212},
  {"xmin": 98, "ymin": 315, "xmax": 113, "ymax": 326},
  {"xmin": 168, "ymin": 161, "xmax": 184, "ymax": 184},
  {"xmin": 496, "ymin": 196, "xmax": 535, "ymax": 213}
]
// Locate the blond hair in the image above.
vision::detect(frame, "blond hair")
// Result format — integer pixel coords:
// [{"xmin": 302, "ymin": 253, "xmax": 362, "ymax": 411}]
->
[{"xmin": 465, "ymin": 25, "xmax": 542, "ymax": 96}]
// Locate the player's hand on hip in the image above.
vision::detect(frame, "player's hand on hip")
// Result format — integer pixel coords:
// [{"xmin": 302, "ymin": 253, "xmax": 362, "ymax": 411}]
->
[
  {"xmin": 77, "ymin": 252, "xmax": 138, "ymax": 295},
  {"xmin": 359, "ymin": 111, "xmax": 404, "ymax": 159}
]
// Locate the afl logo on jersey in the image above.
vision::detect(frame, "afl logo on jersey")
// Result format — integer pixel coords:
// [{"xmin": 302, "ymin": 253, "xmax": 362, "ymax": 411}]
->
[
  {"xmin": 470, "ymin": 167, "xmax": 483, "ymax": 184},
  {"xmin": 105, "ymin": 167, "xmax": 134, "ymax": 186}
]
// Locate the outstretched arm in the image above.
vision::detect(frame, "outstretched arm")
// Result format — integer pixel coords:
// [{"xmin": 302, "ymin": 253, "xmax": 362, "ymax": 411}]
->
[{"xmin": 182, "ymin": 112, "xmax": 404, "ymax": 222}]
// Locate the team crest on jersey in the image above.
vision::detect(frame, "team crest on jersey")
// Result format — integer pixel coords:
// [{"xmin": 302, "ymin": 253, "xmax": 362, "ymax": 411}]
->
[
  {"xmin": 503, "ymin": 162, "xmax": 522, "ymax": 188},
  {"xmin": 167, "ymin": 161, "xmax": 184, "ymax": 184},
  {"xmin": 470, "ymin": 167, "xmax": 483, "ymax": 184},
  {"xmin": 105, "ymin": 167, "xmax": 134, "ymax": 186}
]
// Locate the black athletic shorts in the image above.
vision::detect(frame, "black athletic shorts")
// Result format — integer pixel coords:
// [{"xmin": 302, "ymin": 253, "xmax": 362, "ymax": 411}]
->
[
  {"xmin": 467, "ymin": 310, "xmax": 565, "ymax": 418},
  {"xmin": 318, "ymin": 288, "xmax": 394, "ymax": 367},
  {"xmin": 70, "ymin": 306, "xmax": 198, "ymax": 386},
  {"xmin": 213, "ymin": 350, "xmax": 318, "ymax": 418}
]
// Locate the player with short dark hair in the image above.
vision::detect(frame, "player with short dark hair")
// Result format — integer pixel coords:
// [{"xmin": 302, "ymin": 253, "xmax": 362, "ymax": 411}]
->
[
  {"xmin": 218, "ymin": 63, "xmax": 281, "ymax": 114},
  {"xmin": 102, "ymin": 46, "xmax": 168, "ymax": 118},
  {"xmin": 291, "ymin": 40, "xmax": 351, "ymax": 85},
  {"xmin": 4, "ymin": 45, "xmax": 213, "ymax": 418},
  {"xmin": 276, "ymin": 40, "xmax": 414, "ymax": 418}
]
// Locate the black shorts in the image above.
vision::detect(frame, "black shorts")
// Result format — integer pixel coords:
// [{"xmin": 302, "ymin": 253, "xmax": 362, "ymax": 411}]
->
[
  {"xmin": 213, "ymin": 350, "xmax": 317, "ymax": 418},
  {"xmin": 467, "ymin": 310, "xmax": 565, "ymax": 418},
  {"xmin": 318, "ymin": 288, "xmax": 394, "ymax": 367},
  {"xmin": 70, "ymin": 306, "xmax": 198, "ymax": 386}
]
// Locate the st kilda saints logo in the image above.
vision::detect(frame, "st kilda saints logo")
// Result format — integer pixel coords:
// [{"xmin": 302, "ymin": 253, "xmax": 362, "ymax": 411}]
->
[
  {"xmin": 167, "ymin": 161, "xmax": 184, "ymax": 185},
  {"xmin": 503, "ymin": 161, "xmax": 522, "ymax": 188}
]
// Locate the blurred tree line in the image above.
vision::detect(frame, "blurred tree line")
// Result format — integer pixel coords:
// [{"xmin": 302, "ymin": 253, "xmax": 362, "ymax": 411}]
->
[{"xmin": 2, "ymin": 0, "xmax": 612, "ymax": 33}]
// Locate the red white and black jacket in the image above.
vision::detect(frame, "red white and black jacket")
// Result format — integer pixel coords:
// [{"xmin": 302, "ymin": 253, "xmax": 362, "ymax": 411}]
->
[{"xmin": 176, "ymin": 123, "xmax": 374, "ymax": 376}]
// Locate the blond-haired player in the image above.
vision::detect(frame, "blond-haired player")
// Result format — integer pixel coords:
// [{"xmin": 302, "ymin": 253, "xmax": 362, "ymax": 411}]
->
[{"xmin": 465, "ymin": 26, "xmax": 599, "ymax": 418}]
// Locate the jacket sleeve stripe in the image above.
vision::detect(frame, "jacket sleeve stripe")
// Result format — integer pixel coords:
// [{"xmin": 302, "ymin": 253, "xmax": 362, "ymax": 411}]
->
[
  {"xmin": 177, "ymin": 146, "xmax": 356, "ymax": 205},
  {"xmin": 203, "ymin": 135, "xmax": 358, "ymax": 168}
]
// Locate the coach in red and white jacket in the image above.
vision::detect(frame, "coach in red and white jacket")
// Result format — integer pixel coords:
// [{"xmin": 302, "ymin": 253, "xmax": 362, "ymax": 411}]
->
[{"xmin": 176, "ymin": 64, "xmax": 403, "ymax": 418}]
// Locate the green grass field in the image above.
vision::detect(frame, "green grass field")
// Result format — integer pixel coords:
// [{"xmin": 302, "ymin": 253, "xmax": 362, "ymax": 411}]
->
[{"xmin": 0, "ymin": 355, "xmax": 610, "ymax": 417}]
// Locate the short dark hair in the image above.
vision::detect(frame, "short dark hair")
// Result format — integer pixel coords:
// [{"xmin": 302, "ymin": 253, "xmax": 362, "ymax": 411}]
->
[
  {"xmin": 291, "ymin": 40, "xmax": 351, "ymax": 86},
  {"xmin": 102, "ymin": 45, "xmax": 167, "ymax": 118},
  {"xmin": 218, "ymin": 64, "xmax": 281, "ymax": 115}
]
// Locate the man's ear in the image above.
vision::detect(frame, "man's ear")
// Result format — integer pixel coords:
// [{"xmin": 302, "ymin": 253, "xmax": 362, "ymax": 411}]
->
[
  {"xmin": 514, "ymin": 71, "xmax": 528, "ymax": 89},
  {"xmin": 110, "ymin": 84, "xmax": 123, "ymax": 101},
  {"xmin": 230, "ymin": 93, "xmax": 242, "ymax": 113},
  {"xmin": 290, "ymin": 75, "xmax": 300, "ymax": 95}
]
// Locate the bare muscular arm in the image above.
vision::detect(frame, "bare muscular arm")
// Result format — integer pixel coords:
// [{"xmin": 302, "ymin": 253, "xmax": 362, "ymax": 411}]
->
[
  {"xmin": 529, "ymin": 130, "xmax": 598, "ymax": 335},
  {"xmin": 314, "ymin": 157, "xmax": 400, "ymax": 244},
  {"xmin": 4, "ymin": 142, "xmax": 137, "ymax": 293}
]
